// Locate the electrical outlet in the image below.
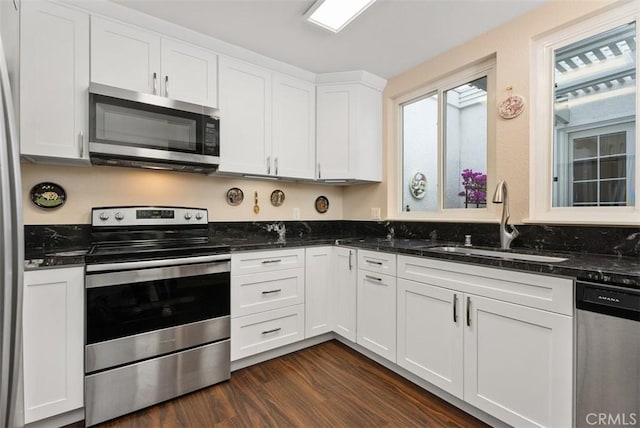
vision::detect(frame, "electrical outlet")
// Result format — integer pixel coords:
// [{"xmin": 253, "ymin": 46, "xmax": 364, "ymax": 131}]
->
[
  {"xmin": 293, "ymin": 207, "xmax": 300, "ymax": 220},
  {"xmin": 370, "ymin": 207, "xmax": 381, "ymax": 220}
]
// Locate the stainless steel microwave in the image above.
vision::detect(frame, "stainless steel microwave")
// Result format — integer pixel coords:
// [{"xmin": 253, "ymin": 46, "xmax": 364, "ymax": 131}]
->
[{"xmin": 89, "ymin": 83, "xmax": 220, "ymax": 174}]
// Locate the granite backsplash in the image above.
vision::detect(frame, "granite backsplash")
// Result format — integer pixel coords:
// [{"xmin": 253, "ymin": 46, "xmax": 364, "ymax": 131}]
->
[{"xmin": 24, "ymin": 221, "xmax": 640, "ymax": 259}]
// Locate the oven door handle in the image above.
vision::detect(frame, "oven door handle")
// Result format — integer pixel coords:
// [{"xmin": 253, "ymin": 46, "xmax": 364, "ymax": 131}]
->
[
  {"xmin": 86, "ymin": 254, "xmax": 231, "ymax": 273},
  {"xmin": 86, "ymin": 257, "xmax": 230, "ymax": 288}
]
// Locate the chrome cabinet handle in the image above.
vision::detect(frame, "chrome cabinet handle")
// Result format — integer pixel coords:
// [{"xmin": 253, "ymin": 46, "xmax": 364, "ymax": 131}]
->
[
  {"xmin": 466, "ymin": 296, "xmax": 471, "ymax": 327},
  {"xmin": 165, "ymin": 75, "xmax": 169, "ymax": 97},
  {"xmin": 365, "ymin": 274, "xmax": 382, "ymax": 282},
  {"xmin": 261, "ymin": 289, "xmax": 282, "ymax": 295},
  {"xmin": 261, "ymin": 259, "xmax": 281, "ymax": 264},
  {"xmin": 78, "ymin": 131, "xmax": 84, "ymax": 157},
  {"xmin": 275, "ymin": 157, "xmax": 278, "ymax": 175},
  {"xmin": 318, "ymin": 163, "xmax": 321, "ymax": 179},
  {"xmin": 267, "ymin": 156, "xmax": 271, "ymax": 174},
  {"xmin": 261, "ymin": 328, "xmax": 281, "ymax": 335},
  {"xmin": 453, "ymin": 294, "xmax": 458, "ymax": 323},
  {"xmin": 152, "ymin": 72, "xmax": 157, "ymax": 95},
  {"xmin": 366, "ymin": 260, "xmax": 383, "ymax": 266},
  {"xmin": 348, "ymin": 250, "xmax": 353, "ymax": 271}
]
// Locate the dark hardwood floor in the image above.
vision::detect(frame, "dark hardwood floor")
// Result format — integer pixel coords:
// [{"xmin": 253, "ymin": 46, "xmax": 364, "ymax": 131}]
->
[{"xmin": 93, "ymin": 340, "xmax": 488, "ymax": 427}]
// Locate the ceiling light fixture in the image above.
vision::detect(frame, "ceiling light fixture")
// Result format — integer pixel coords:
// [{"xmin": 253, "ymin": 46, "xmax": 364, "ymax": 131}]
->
[{"xmin": 305, "ymin": 0, "xmax": 376, "ymax": 33}]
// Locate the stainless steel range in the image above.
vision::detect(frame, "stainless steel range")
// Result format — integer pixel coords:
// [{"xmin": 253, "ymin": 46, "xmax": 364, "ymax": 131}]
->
[{"xmin": 84, "ymin": 206, "xmax": 230, "ymax": 426}]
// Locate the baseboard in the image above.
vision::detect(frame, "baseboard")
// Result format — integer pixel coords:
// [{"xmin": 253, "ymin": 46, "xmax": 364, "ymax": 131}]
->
[{"xmin": 26, "ymin": 407, "xmax": 84, "ymax": 428}]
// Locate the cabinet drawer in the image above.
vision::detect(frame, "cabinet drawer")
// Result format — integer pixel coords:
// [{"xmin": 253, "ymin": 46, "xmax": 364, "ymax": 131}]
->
[
  {"xmin": 358, "ymin": 250, "xmax": 396, "ymax": 275},
  {"xmin": 231, "ymin": 304, "xmax": 305, "ymax": 360},
  {"xmin": 231, "ymin": 268, "xmax": 304, "ymax": 317},
  {"xmin": 231, "ymin": 248, "xmax": 304, "ymax": 274},
  {"xmin": 397, "ymin": 255, "xmax": 573, "ymax": 315}
]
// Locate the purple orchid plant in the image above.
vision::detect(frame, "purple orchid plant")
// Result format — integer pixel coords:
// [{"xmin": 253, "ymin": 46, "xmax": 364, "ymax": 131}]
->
[{"xmin": 458, "ymin": 169, "xmax": 487, "ymax": 207}]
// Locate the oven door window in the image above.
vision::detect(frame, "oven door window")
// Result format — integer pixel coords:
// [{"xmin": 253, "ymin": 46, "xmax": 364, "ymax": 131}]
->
[
  {"xmin": 86, "ymin": 271, "xmax": 229, "ymax": 344},
  {"xmin": 91, "ymin": 94, "xmax": 203, "ymax": 154}
]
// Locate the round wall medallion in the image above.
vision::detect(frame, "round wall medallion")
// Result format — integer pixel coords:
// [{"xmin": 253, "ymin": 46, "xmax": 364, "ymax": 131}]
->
[
  {"xmin": 270, "ymin": 189, "xmax": 285, "ymax": 207},
  {"xmin": 226, "ymin": 188, "xmax": 244, "ymax": 206},
  {"xmin": 315, "ymin": 196, "xmax": 329, "ymax": 214},
  {"xmin": 498, "ymin": 94, "xmax": 526, "ymax": 119},
  {"xmin": 409, "ymin": 172, "xmax": 426, "ymax": 199},
  {"xmin": 30, "ymin": 182, "xmax": 66, "ymax": 209}
]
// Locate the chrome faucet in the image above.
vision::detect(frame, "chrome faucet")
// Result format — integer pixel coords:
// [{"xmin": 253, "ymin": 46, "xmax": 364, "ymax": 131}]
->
[{"xmin": 492, "ymin": 180, "xmax": 519, "ymax": 249}]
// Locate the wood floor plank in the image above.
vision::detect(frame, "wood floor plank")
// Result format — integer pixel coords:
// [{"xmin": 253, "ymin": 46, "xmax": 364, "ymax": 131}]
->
[{"xmin": 92, "ymin": 340, "xmax": 489, "ymax": 428}]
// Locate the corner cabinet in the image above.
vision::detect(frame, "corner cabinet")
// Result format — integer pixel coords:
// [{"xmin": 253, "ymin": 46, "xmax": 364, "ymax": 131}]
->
[
  {"xmin": 23, "ymin": 266, "xmax": 84, "ymax": 424},
  {"xmin": 218, "ymin": 56, "xmax": 316, "ymax": 179},
  {"xmin": 397, "ymin": 256, "xmax": 573, "ymax": 428},
  {"xmin": 316, "ymin": 77, "xmax": 384, "ymax": 182},
  {"xmin": 20, "ymin": 1, "xmax": 89, "ymax": 163},
  {"xmin": 91, "ymin": 16, "xmax": 218, "ymax": 107}
]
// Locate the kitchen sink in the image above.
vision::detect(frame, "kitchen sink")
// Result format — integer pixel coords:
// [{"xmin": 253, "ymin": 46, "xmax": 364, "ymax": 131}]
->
[{"xmin": 423, "ymin": 246, "xmax": 568, "ymax": 263}]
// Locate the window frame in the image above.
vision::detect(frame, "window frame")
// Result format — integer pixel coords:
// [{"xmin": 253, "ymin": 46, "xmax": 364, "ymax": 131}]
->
[
  {"xmin": 530, "ymin": 2, "xmax": 640, "ymax": 225},
  {"xmin": 392, "ymin": 57, "xmax": 497, "ymax": 221}
]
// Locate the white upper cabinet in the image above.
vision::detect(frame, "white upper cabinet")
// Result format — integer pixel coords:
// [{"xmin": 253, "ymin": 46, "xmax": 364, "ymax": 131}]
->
[
  {"xmin": 91, "ymin": 17, "xmax": 218, "ymax": 108},
  {"xmin": 91, "ymin": 16, "xmax": 161, "ymax": 95},
  {"xmin": 272, "ymin": 74, "xmax": 316, "ymax": 179},
  {"xmin": 20, "ymin": 1, "xmax": 89, "ymax": 163},
  {"xmin": 219, "ymin": 56, "xmax": 316, "ymax": 179},
  {"xmin": 160, "ymin": 38, "xmax": 218, "ymax": 107},
  {"xmin": 316, "ymin": 79, "xmax": 384, "ymax": 182},
  {"xmin": 218, "ymin": 56, "xmax": 272, "ymax": 175}
]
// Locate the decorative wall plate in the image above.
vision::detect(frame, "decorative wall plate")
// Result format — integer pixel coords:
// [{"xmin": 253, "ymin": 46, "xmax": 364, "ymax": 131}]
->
[
  {"xmin": 30, "ymin": 182, "xmax": 66, "ymax": 209},
  {"xmin": 409, "ymin": 172, "xmax": 426, "ymax": 199},
  {"xmin": 498, "ymin": 94, "xmax": 526, "ymax": 119},
  {"xmin": 226, "ymin": 187, "xmax": 244, "ymax": 206},
  {"xmin": 315, "ymin": 196, "xmax": 329, "ymax": 214},
  {"xmin": 270, "ymin": 189, "xmax": 285, "ymax": 207}
]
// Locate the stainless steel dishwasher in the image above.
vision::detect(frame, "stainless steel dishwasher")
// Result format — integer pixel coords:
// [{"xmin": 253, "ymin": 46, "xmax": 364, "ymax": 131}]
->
[{"xmin": 576, "ymin": 280, "xmax": 639, "ymax": 428}]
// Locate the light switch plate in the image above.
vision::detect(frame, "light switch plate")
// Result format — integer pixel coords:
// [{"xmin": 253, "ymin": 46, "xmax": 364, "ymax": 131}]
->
[
  {"xmin": 370, "ymin": 207, "xmax": 381, "ymax": 220},
  {"xmin": 293, "ymin": 207, "xmax": 300, "ymax": 219}
]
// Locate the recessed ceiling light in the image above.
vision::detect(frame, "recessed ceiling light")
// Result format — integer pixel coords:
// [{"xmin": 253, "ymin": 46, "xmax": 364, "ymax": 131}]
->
[{"xmin": 305, "ymin": 0, "xmax": 376, "ymax": 33}]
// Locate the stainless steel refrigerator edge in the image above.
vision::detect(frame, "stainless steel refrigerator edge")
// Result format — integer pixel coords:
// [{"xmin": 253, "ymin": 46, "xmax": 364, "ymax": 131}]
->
[{"xmin": 0, "ymin": 19, "xmax": 26, "ymax": 428}]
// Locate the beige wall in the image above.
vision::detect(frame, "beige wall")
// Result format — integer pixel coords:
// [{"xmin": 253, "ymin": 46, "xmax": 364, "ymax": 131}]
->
[
  {"xmin": 344, "ymin": 0, "xmax": 619, "ymax": 222},
  {"xmin": 22, "ymin": 163, "xmax": 344, "ymax": 224}
]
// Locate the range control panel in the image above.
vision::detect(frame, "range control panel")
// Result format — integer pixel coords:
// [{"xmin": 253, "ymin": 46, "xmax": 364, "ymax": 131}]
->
[{"xmin": 92, "ymin": 206, "xmax": 208, "ymax": 227}]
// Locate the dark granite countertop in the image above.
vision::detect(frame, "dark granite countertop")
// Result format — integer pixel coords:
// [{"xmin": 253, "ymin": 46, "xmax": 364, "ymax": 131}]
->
[{"xmin": 24, "ymin": 236, "xmax": 640, "ymax": 290}]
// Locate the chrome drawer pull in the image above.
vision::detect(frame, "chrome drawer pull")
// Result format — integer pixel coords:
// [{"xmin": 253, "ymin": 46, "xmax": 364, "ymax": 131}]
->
[
  {"xmin": 366, "ymin": 260, "xmax": 383, "ymax": 265},
  {"xmin": 261, "ymin": 259, "xmax": 282, "ymax": 264},
  {"xmin": 365, "ymin": 275, "xmax": 382, "ymax": 282},
  {"xmin": 261, "ymin": 328, "xmax": 281, "ymax": 335},
  {"xmin": 261, "ymin": 289, "xmax": 282, "ymax": 295}
]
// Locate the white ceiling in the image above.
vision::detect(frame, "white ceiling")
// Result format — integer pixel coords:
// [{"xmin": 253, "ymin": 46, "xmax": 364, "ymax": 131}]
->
[{"xmin": 113, "ymin": 0, "xmax": 548, "ymax": 79}]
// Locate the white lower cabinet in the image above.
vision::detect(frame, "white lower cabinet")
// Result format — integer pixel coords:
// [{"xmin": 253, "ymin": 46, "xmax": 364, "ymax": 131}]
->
[
  {"xmin": 304, "ymin": 247, "xmax": 333, "ymax": 338},
  {"xmin": 23, "ymin": 267, "xmax": 84, "ymax": 424},
  {"xmin": 333, "ymin": 247, "xmax": 357, "ymax": 342},
  {"xmin": 396, "ymin": 255, "xmax": 573, "ymax": 428},
  {"xmin": 357, "ymin": 269, "xmax": 396, "ymax": 362},
  {"xmin": 397, "ymin": 278, "xmax": 463, "ymax": 398}
]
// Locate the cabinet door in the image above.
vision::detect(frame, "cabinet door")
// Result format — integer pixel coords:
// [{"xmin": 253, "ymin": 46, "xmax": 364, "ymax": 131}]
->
[
  {"xmin": 91, "ymin": 17, "xmax": 161, "ymax": 94},
  {"xmin": 333, "ymin": 247, "xmax": 357, "ymax": 342},
  {"xmin": 20, "ymin": 1, "xmax": 89, "ymax": 161},
  {"xmin": 161, "ymin": 38, "xmax": 218, "ymax": 108},
  {"xmin": 463, "ymin": 294, "xmax": 573, "ymax": 428},
  {"xmin": 397, "ymin": 279, "xmax": 463, "ymax": 398},
  {"xmin": 304, "ymin": 247, "xmax": 332, "ymax": 338},
  {"xmin": 23, "ymin": 267, "xmax": 84, "ymax": 424},
  {"xmin": 316, "ymin": 84, "xmax": 355, "ymax": 179},
  {"xmin": 218, "ymin": 56, "xmax": 272, "ymax": 175},
  {"xmin": 272, "ymin": 74, "xmax": 315, "ymax": 179},
  {"xmin": 357, "ymin": 270, "xmax": 396, "ymax": 362}
]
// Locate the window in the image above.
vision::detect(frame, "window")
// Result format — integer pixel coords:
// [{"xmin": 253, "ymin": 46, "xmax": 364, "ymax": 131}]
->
[
  {"xmin": 398, "ymin": 59, "xmax": 495, "ymax": 219},
  {"xmin": 531, "ymin": 3, "xmax": 640, "ymax": 224}
]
